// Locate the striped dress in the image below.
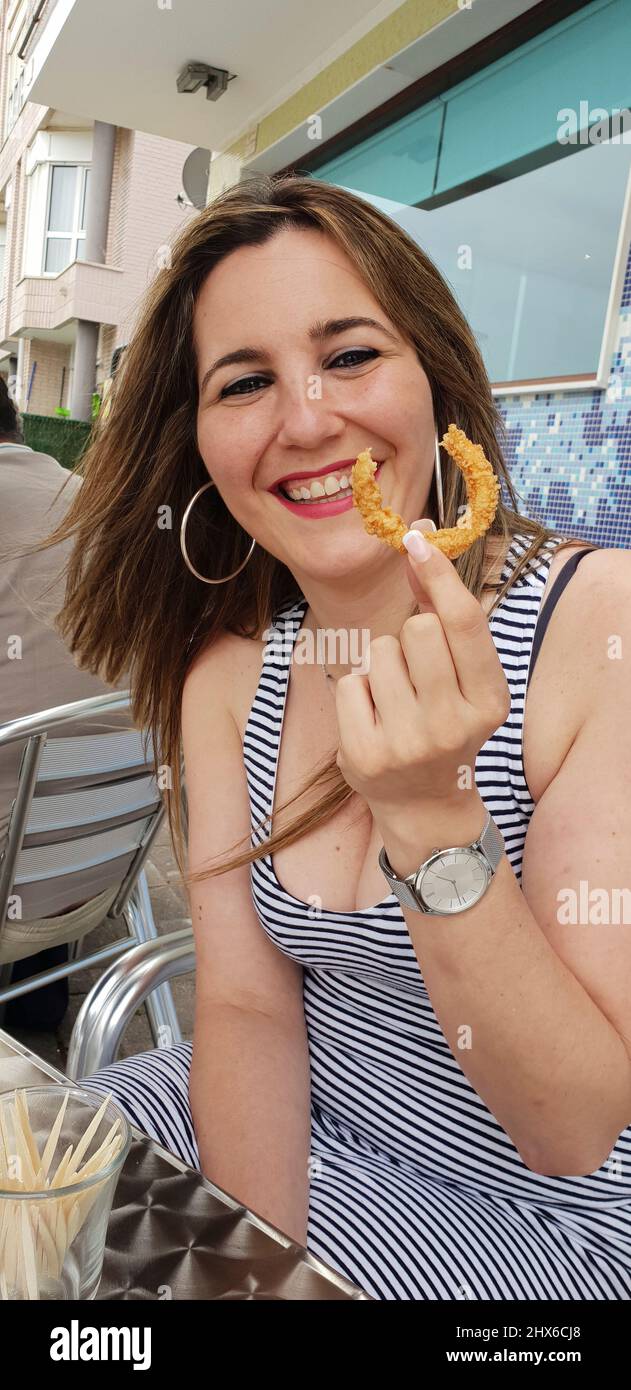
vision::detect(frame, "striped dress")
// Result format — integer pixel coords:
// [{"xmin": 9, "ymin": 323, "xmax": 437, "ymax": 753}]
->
[{"xmin": 81, "ymin": 531, "xmax": 631, "ymax": 1300}]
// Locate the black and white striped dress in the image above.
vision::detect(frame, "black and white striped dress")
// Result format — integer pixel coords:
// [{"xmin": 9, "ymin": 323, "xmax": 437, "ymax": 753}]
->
[{"xmin": 81, "ymin": 532, "xmax": 631, "ymax": 1300}]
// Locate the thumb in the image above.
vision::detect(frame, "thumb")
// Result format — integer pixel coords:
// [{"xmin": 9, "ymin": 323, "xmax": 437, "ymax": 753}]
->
[{"xmin": 408, "ymin": 518, "xmax": 437, "ymax": 534}]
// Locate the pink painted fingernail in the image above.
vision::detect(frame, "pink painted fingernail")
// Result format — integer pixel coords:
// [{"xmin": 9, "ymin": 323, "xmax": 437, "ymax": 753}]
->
[{"xmin": 402, "ymin": 530, "xmax": 431, "ymax": 561}]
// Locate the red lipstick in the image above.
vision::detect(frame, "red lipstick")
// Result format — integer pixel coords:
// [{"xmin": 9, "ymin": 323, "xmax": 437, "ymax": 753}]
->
[{"xmin": 272, "ymin": 462, "xmax": 384, "ymax": 518}]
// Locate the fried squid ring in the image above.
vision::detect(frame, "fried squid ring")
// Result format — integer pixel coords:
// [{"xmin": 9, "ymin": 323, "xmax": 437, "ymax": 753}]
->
[{"xmin": 350, "ymin": 425, "xmax": 500, "ymax": 559}]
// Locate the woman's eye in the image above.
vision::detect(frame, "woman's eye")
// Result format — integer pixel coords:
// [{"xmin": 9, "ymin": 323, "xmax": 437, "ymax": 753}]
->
[
  {"xmin": 328, "ymin": 348, "xmax": 379, "ymax": 369},
  {"xmin": 218, "ymin": 348, "xmax": 379, "ymax": 398},
  {"xmin": 219, "ymin": 374, "xmax": 269, "ymax": 398}
]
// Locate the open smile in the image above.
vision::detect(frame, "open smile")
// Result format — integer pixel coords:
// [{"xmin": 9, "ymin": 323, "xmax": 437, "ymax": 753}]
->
[{"xmin": 272, "ymin": 462, "xmax": 384, "ymax": 518}]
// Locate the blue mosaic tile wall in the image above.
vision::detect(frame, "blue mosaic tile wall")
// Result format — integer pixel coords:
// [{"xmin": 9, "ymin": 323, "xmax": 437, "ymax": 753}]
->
[{"xmin": 496, "ymin": 240, "xmax": 631, "ymax": 550}]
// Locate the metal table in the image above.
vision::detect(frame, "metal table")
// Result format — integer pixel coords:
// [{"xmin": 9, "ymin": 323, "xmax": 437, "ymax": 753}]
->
[{"xmin": 0, "ymin": 1029, "xmax": 372, "ymax": 1300}]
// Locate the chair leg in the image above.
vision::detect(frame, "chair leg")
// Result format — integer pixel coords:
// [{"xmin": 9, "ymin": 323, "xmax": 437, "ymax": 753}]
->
[
  {"xmin": 144, "ymin": 979, "xmax": 183, "ymax": 1052},
  {"xmin": 124, "ymin": 870, "xmax": 183, "ymax": 1050}
]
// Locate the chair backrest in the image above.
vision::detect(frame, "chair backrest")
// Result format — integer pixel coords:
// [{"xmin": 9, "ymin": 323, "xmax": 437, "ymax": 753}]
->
[{"xmin": 0, "ymin": 692, "xmax": 165, "ymax": 927}]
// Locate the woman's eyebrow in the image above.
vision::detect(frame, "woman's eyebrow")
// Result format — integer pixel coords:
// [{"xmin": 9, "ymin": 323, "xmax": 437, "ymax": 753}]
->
[{"xmin": 199, "ymin": 316, "xmax": 399, "ymax": 395}]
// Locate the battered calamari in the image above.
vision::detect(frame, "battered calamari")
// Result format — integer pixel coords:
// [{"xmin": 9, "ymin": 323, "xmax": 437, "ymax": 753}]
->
[{"xmin": 350, "ymin": 425, "xmax": 500, "ymax": 559}]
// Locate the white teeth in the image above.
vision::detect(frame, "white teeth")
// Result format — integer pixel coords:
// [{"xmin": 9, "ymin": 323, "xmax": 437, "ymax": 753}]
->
[
  {"xmin": 282, "ymin": 462, "xmax": 381, "ymax": 503},
  {"xmin": 286, "ymin": 485, "xmax": 354, "ymax": 505},
  {"xmin": 285, "ymin": 470, "xmax": 353, "ymax": 501}
]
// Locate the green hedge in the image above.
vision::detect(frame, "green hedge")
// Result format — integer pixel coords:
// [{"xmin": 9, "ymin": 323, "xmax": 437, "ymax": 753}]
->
[{"xmin": 22, "ymin": 413, "xmax": 94, "ymax": 472}]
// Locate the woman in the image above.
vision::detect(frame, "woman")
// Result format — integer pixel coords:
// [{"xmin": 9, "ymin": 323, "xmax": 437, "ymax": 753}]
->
[{"xmin": 21, "ymin": 173, "xmax": 631, "ymax": 1300}]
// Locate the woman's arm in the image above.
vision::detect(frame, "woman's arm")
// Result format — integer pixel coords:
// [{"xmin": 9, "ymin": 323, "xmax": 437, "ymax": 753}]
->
[
  {"xmin": 190, "ymin": 1002, "xmax": 311, "ymax": 1246},
  {"xmin": 183, "ymin": 638, "xmax": 311, "ymax": 1244},
  {"xmin": 377, "ymin": 548, "xmax": 631, "ymax": 1176}
]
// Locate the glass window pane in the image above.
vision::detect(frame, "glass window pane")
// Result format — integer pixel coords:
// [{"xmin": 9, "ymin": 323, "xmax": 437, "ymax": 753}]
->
[
  {"xmin": 76, "ymin": 235, "xmax": 86, "ymax": 261},
  {"xmin": 431, "ymin": 140, "xmax": 630, "ymax": 382},
  {"xmin": 330, "ymin": 136, "xmax": 631, "ymax": 384},
  {"xmin": 44, "ymin": 236, "xmax": 72, "ymax": 272},
  {"xmin": 312, "ymin": 102, "xmax": 443, "ymax": 205},
  {"xmin": 435, "ymin": 0, "xmax": 631, "ymax": 199},
  {"xmin": 47, "ymin": 166, "xmax": 77, "ymax": 233}
]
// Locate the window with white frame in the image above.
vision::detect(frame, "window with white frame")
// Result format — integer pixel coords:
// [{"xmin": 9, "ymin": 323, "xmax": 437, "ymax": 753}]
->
[
  {"xmin": 43, "ymin": 165, "xmax": 90, "ymax": 273},
  {"xmin": 4, "ymin": 25, "xmax": 26, "ymax": 139},
  {"xmin": 6, "ymin": 63, "xmax": 24, "ymax": 133}
]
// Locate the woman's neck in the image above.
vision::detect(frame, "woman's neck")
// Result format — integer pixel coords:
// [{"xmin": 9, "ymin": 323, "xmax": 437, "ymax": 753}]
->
[
  {"xmin": 296, "ymin": 533, "xmax": 509, "ymax": 683},
  {"xmin": 301, "ymin": 590, "xmax": 421, "ymax": 684}
]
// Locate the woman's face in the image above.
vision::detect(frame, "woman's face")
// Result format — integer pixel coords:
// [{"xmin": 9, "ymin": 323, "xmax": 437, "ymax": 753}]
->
[{"xmin": 193, "ymin": 226, "xmax": 435, "ymax": 579}]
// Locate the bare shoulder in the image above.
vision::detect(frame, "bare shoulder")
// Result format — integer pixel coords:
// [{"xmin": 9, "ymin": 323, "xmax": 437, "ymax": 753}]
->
[
  {"xmin": 183, "ymin": 629, "xmax": 236, "ymax": 704},
  {"xmin": 539, "ymin": 544, "xmax": 631, "ymax": 718},
  {"xmin": 538, "ymin": 539, "xmax": 599, "ymax": 610},
  {"xmin": 549, "ymin": 543, "xmax": 631, "ymax": 613},
  {"xmin": 564, "ymin": 542, "xmax": 631, "ymax": 584},
  {"xmin": 184, "ymin": 627, "xmax": 266, "ymax": 736},
  {"xmin": 515, "ymin": 541, "xmax": 628, "ymax": 805}
]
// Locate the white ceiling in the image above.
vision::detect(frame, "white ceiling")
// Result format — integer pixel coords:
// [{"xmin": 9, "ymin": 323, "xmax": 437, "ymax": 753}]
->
[
  {"xmin": 28, "ymin": 0, "xmax": 405, "ymax": 147},
  {"xmin": 27, "ymin": 0, "xmax": 542, "ymax": 164}
]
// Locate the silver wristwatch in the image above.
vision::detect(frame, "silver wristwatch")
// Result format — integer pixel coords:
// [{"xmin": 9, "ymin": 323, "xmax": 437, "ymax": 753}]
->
[{"xmin": 378, "ymin": 808, "xmax": 505, "ymax": 915}]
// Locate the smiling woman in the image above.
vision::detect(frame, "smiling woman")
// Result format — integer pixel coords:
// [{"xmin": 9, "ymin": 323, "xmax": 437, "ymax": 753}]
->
[{"xmin": 6, "ymin": 171, "xmax": 631, "ymax": 1303}]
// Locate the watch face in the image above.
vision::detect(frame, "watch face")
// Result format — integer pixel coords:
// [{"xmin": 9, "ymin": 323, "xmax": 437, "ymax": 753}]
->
[{"xmin": 417, "ymin": 849, "xmax": 490, "ymax": 915}]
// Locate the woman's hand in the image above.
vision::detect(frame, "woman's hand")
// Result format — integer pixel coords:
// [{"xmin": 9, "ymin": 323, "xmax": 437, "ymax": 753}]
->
[{"xmin": 334, "ymin": 520, "xmax": 511, "ymax": 821}]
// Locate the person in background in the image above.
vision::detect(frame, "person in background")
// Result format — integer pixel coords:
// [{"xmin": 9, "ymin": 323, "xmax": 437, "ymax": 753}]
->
[
  {"xmin": 0, "ymin": 376, "xmax": 130, "ymax": 1029},
  {"xmin": 98, "ymin": 344, "xmax": 127, "ymax": 427}
]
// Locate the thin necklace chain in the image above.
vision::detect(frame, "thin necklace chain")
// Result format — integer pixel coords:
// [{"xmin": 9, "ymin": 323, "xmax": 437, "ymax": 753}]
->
[
  {"xmin": 316, "ymin": 606, "xmax": 422, "ymax": 689},
  {"xmin": 318, "ymin": 652, "xmax": 337, "ymax": 688}
]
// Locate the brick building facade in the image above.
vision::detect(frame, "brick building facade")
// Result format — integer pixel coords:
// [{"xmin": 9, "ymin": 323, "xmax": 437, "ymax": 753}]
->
[{"xmin": 0, "ymin": 0, "xmax": 197, "ymax": 418}]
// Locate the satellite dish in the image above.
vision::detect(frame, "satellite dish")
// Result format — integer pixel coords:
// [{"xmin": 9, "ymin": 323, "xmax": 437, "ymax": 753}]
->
[{"xmin": 181, "ymin": 147, "xmax": 212, "ymax": 209}]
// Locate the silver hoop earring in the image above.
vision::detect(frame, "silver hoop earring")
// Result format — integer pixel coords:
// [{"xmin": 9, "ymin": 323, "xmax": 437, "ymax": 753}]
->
[
  {"xmin": 180, "ymin": 479, "xmax": 256, "ymax": 584},
  {"xmin": 433, "ymin": 431, "xmax": 446, "ymax": 530}
]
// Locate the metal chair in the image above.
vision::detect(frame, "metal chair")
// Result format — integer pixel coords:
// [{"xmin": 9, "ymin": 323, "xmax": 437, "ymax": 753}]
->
[
  {"xmin": 0, "ymin": 690, "xmax": 183, "ymax": 1052},
  {"xmin": 67, "ymin": 928, "xmax": 194, "ymax": 1078}
]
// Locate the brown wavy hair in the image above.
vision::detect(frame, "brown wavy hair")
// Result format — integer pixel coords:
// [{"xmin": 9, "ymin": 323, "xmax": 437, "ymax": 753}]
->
[{"xmin": 3, "ymin": 171, "xmax": 596, "ymax": 892}]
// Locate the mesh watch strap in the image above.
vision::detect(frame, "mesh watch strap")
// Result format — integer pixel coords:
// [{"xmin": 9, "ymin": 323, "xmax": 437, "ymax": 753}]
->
[
  {"xmin": 382, "ymin": 870, "xmax": 423, "ymax": 913},
  {"xmin": 479, "ymin": 811, "xmax": 505, "ymax": 871},
  {"xmin": 379, "ymin": 809, "xmax": 505, "ymax": 912}
]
